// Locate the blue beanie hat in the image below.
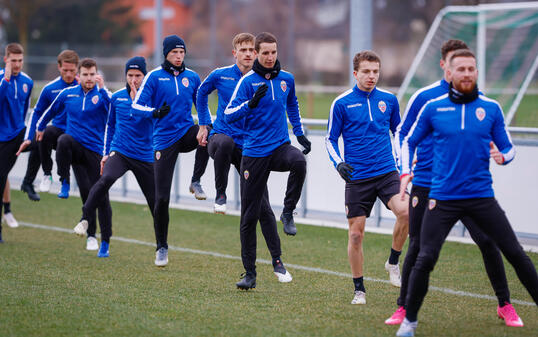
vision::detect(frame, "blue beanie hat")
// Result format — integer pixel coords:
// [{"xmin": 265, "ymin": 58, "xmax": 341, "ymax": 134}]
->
[
  {"xmin": 125, "ymin": 56, "xmax": 147, "ymax": 75},
  {"xmin": 163, "ymin": 35, "xmax": 186, "ymax": 58}
]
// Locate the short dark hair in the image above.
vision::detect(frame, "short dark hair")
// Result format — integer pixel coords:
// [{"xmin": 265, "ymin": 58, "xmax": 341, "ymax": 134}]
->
[
  {"xmin": 254, "ymin": 32, "xmax": 277, "ymax": 52},
  {"xmin": 78, "ymin": 58, "xmax": 97, "ymax": 71},
  {"xmin": 5, "ymin": 43, "xmax": 23, "ymax": 57},
  {"xmin": 57, "ymin": 50, "xmax": 79, "ymax": 66},
  {"xmin": 232, "ymin": 33, "xmax": 255, "ymax": 49},
  {"xmin": 441, "ymin": 39, "xmax": 469, "ymax": 60},
  {"xmin": 449, "ymin": 49, "xmax": 476, "ymax": 65},
  {"xmin": 353, "ymin": 50, "xmax": 381, "ymax": 71}
]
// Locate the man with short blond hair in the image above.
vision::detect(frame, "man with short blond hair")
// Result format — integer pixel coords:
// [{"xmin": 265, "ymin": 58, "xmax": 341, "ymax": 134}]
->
[
  {"xmin": 0, "ymin": 42, "xmax": 36, "ymax": 241},
  {"xmin": 197, "ymin": 32, "xmax": 290, "ymax": 285},
  {"xmin": 325, "ymin": 50, "xmax": 408, "ymax": 305}
]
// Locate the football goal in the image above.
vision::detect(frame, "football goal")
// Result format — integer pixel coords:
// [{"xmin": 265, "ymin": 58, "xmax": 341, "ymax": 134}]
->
[{"xmin": 397, "ymin": 2, "xmax": 538, "ymax": 128}]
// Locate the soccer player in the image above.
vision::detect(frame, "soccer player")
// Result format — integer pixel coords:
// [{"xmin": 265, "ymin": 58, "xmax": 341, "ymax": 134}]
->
[
  {"xmin": 74, "ymin": 56, "xmax": 163, "ymax": 258},
  {"xmin": 325, "ymin": 51, "xmax": 408, "ymax": 305},
  {"xmin": 0, "ymin": 42, "xmax": 38, "ymax": 242},
  {"xmin": 396, "ymin": 49, "xmax": 538, "ymax": 337},
  {"xmin": 2, "ymin": 181, "xmax": 19, "ymax": 231},
  {"xmin": 132, "ymin": 35, "xmax": 207, "ymax": 266},
  {"xmin": 23, "ymin": 50, "xmax": 79, "ymax": 193},
  {"xmin": 224, "ymin": 32, "xmax": 311, "ymax": 289},
  {"xmin": 386, "ymin": 40, "xmax": 521, "ymax": 327},
  {"xmin": 197, "ymin": 32, "xmax": 292, "ymax": 283},
  {"xmin": 37, "ymin": 58, "xmax": 113, "ymax": 251},
  {"xmin": 0, "ymin": 43, "xmax": 41, "ymax": 203}
]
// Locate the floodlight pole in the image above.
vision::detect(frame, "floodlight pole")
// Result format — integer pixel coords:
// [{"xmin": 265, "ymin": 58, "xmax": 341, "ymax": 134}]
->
[
  {"xmin": 154, "ymin": 0, "xmax": 163, "ymax": 67},
  {"xmin": 349, "ymin": 0, "xmax": 372, "ymax": 86}
]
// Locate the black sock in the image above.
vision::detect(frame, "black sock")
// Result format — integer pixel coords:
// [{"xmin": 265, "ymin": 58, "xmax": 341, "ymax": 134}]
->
[
  {"xmin": 389, "ymin": 248, "xmax": 401, "ymax": 265},
  {"xmin": 353, "ymin": 277, "xmax": 365, "ymax": 292},
  {"xmin": 272, "ymin": 256, "xmax": 282, "ymax": 266},
  {"xmin": 499, "ymin": 299, "xmax": 511, "ymax": 307},
  {"xmin": 3, "ymin": 202, "xmax": 11, "ymax": 214}
]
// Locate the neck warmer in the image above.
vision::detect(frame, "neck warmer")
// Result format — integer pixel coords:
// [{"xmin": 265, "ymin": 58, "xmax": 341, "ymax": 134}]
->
[
  {"xmin": 252, "ymin": 59, "xmax": 281, "ymax": 80},
  {"xmin": 448, "ymin": 82, "xmax": 479, "ymax": 104},
  {"xmin": 161, "ymin": 59, "xmax": 185, "ymax": 76}
]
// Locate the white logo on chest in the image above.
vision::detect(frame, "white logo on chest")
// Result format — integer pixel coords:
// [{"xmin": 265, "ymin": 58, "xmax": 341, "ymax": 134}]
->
[
  {"xmin": 378, "ymin": 100, "xmax": 386, "ymax": 113},
  {"xmin": 475, "ymin": 107, "xmax": 486, "ymax": 121}
]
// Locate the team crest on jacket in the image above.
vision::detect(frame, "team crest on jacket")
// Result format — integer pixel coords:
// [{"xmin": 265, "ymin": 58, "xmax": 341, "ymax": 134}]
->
[
  {"xmin": 22, "ymin": 83, "xmax": 28, "ymax": 93},
  {"xmin": 475, "ymin": 107, "xmax": 486, "ymax": 121},
  {"xmin": 280, "ymin": 80, "xmax": 287, "ymax": 92},
  {"xmin": 92, "ymin": 95, "xmax": 99, "ymax": 104},
  {"xmin": 378, "ymin": 100, "xmax": 387, "ymax": 113},
  {"xmin": 243, "ymin": 170, "xmax": 249, "ymax": 180},
  {"xmin": 173, "ymin": 70, "xmax": 179, "ymax": 76},
  {"xmin": 428, "ymin": 199, "xmax": 436, "ymax": 210},
  {"xmin": 412, "ymin": 196, "xmax": 418, "ymax": 208},
  {"xmin": 265, "ymin": 73, "xmax": 271, "ymax": 80},
  {"xmin": 155, "ymin": 151, "xmax": 161, "ymax": 160},
  {"xmin": 182, "ymin": 77, "xmax": 189, "ymax": 87}
]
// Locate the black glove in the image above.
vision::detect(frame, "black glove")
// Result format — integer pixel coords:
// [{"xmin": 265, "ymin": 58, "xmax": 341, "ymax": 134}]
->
[
  {"xmin": 248, "ymin": 84, "xmax": 268, "ymax": 109},
  {"xmin": 336, "ymin": 162, "xmax": 354, "ymax": 183},
  {"xmin": 297, "ymin": 135, "xmax": 311, "ymax": 155},
  {"xmin": 153, "ymin": 101, "xmax": 171, "ymax": 118}
]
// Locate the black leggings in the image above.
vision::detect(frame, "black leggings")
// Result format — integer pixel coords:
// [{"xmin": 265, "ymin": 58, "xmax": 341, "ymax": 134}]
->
[
  {"xmin": 82, "ymin": 152, "xmax": 155, "ymax": 243},
  {"xmin": 39, "ymin": 125, "xmax": 64, "ymax": 175},
  {"xmin": 239, "ymin": 143, "xmax": 306, "ymax": 273},
  {"xmin": 153, "ymin": 125, "xmax": 209, "ymax": 249},
  {"xmin": 207, "ymin": 133, "xmax": 242, "ymax": 198},
  {"xmin": 397, "ymin": 186, "xmax": 510, "ymax": 307},
  {"xmin": 0, "ymin": 129, "xmax": 40, "ymax": 226},
  {"xmin": 405, "ymin": 198, "xmax": 538, "ymax": 322},
  {"xmin": 56, "ymin": 134, "xmax": 112, "ymax": 238}
]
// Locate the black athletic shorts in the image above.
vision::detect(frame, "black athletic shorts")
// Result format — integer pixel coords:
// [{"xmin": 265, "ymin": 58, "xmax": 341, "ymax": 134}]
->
[{"xmin": 345, "ymin": 170, "xmax": 401, "ymax": 218}]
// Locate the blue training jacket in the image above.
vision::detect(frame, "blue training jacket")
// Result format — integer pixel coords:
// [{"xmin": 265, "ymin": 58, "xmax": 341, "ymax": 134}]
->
[
  {"xmin": 26, "ymin": 76, "xmax": 78, "ymax": 141},
  {"xmin": 104, "ymin": 88, "xmax": 154, "ymax": 163},
  {"xmin": 394, "ymin": 79, "xmax": 449, "ymax": 187},
  {"xmin": 0, "ymin": 68, "xmax": 33, "ymax": 142},
  {"xmin": 223, "ymin": 69, "xmax": 304, "ymax": 157},
  {"xmin": 401, "ymin": 94, "xmax": 515, "ymax": 200},
  {"xmin": 132, "ymin": 66, "xmax": 201, "ymax": 151},
  {"xmin": 325, "ymin": 85, "xmax": 400, "ymax": 180},
  {"xmin": 196, "ymin": 64, "xmax": 246, "ymax": 147},
  {"xmin": 37, "ymin": 85, "xmax": 112, "ymax": 155}
]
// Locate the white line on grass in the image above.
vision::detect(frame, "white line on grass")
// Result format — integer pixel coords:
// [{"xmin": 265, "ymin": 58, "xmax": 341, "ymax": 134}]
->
[{"xmin": 20, "ymin": 221, "xmax": 535, "ymax": 307}]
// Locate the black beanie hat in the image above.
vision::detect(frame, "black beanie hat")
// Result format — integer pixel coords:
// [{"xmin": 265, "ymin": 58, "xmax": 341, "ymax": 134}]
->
[
  {"xmin": 125, "ymin": 56, "xmax": 147, "ymax": 75},
  {"xmin": 163, "ymin": 35, "xmax": 186, "ymax": 58}
]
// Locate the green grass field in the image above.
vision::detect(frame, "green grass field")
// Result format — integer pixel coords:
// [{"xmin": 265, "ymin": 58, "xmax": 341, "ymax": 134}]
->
[{"xmin": 1, "ymin": 191, "xmax": 537, "ymax": 336}]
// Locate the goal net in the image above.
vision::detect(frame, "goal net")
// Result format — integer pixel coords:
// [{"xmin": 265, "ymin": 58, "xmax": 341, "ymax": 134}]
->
[{"xmin": 397, "ymin": 2, "xmax": 538, "ymax": 128}]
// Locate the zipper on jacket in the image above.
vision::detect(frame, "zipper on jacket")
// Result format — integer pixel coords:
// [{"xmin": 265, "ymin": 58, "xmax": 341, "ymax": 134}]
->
[
  {"xmin": 461, "ymin": 104, "xmax": 465, "ymax": 130},
  {"xmin": 14, "ymin": 79, "xmax": 18, "ymax": 99},
  {"xmin": 174, "ymin": 76, "xmax": 179, "ymax": 95},
  {"xmin": 270, "ymin": 79, "xmax": 275, "ymax": 100},
  {"xmin": 82, "ymin": 91, "xmax": 88, "ymax": 111},
  {"xmin": 366, "ymin": 97, "xmax": 373, "ymax": 121}
]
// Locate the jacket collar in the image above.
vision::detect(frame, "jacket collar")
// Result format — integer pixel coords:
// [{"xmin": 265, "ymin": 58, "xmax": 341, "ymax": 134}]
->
[{"xmin": 353, "ymin": 85, "xmax": 376, "ymax": 97}]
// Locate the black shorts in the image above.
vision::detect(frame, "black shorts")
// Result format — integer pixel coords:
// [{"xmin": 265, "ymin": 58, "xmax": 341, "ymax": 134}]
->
[{"xmin": 345, "ymin": 171, "xmax": 400, "ymax": 218}]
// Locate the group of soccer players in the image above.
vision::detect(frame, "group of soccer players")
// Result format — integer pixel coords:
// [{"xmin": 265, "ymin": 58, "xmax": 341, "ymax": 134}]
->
[
  {"xmin": 1, "ymin": 32, "xmax": 537, "ymax": 336},
  {"xmin": 326, "ymin": 39, "xmax": 538, "ymax": 336}
]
